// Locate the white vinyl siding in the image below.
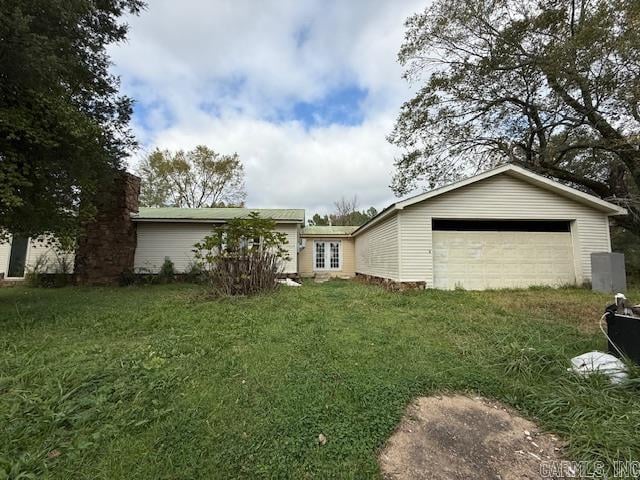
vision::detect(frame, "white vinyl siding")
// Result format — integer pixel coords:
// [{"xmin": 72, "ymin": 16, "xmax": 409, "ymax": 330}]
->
[
  {"xmin": 398, "ymin": 174, "xmax": 611, "ymax": 286},
  {"xmin": 0, "ymin": 235, "xmax": 75, "ymax": 278},
  {"xmin": 355, "ymin": 213, "xmax": 399, "ymax": 281},
  {"xmin": 134, "ymin": 222, "xmax": 299, "ymax": 274}
]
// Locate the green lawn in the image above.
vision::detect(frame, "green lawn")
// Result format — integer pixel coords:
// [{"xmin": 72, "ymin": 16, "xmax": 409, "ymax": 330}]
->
[{"xmin": 1, "ymin": 281, "xmax": 639, "ymax": 479}]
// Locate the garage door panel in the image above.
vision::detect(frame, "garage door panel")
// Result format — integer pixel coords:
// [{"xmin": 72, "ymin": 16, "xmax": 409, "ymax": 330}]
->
[{"xmin": 433, "ymin": 231, "xmax": 575, "ymax": 290}]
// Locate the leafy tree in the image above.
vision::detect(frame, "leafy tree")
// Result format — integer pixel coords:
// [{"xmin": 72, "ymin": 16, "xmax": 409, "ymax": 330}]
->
[
  {"xmin": 0, "ymin": 0, "xmax": 144, "ymax": 240},
  {"xmin": 307, "ymin": 197, "xmax": 378, "ymax": 226},
  {"xmin": 137, "ymin": 146, "xmax": 246, "ymax": 208},
  {"xmin": 390, "ymin": 0, "xmax": 640, "ymax": 234},
  {"xmin": 309, "ymin": 213, "xmax": 330, "ymax": 226},
  {"xmin": 192, "ymin": 212, "xmax": 289, "ymax": 296}
]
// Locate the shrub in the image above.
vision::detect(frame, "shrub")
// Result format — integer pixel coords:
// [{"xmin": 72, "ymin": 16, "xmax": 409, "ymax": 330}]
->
[
  {"xmin": 193, "ymin": 212, "xmax": 290, "ymax": 296},
  {"xmin": 52, "ymin": 252, "xmax": 73, "ymax": 287},
  {"xmin": 25, "ymin": 240, "xmax": 75, "ymax": 288},
  {"xmin": 184, "ymin": 260, "xmax": 205, "ymax": 284},
  {"xmin": 24, "ymin": 254, "xmax": 49, "ymax": 287},
  {"xmin": 119, "ymin": 268, "xmax": 137, "ymax": 286},
  {"xmin": 158, "ymin": 257, "xmax": 175, "ymax": 284}
]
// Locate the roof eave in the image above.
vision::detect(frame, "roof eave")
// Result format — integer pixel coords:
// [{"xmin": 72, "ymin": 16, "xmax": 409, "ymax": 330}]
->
[
  {"xmin": 300, "ymin": 233, "xmax": 353, "ymax": 238},
  {"xmin": 131, "ymin": 217, "xmax": 304, "ymax": 224}
]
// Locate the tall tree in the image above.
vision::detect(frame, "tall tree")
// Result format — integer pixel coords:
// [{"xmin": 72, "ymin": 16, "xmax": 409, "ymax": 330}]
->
[
  {"xmin": 137, "ymin": 146, "xmax": 246, "ymax": 208},
  {"xmin": 0, "ymin": 0, "xmax": 144, "ymax": 240},
  {"xmin": 390, "ymin": 0, "xmax": 640, "ymax": 234}
]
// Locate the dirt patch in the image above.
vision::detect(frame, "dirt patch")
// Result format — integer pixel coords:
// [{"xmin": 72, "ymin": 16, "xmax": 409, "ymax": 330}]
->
[{"xmin": 379, "ymin": 395, "xmax": 564, "ymax": 480}]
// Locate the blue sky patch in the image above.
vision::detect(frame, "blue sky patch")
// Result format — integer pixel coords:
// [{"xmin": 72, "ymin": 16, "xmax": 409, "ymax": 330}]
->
[
  {"xmin": 133, "ymin": 99, "xmax": 175, "ymax": 135},
  {"xmin": 287, "ymin": 85, "xmax": 368, "ymax": 127}
]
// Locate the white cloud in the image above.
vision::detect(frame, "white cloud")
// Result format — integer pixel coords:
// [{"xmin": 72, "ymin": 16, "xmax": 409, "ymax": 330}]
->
[
  {"xmin": 110, "ymin": 0, "xmax": 429, "ymax": 214},
  {"xmin": 139, "ymin": 112, "xmax": 399, "ymax": 214}
]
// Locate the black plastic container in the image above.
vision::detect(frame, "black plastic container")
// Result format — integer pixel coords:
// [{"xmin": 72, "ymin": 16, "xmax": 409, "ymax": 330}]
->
[{"xmin": 605, "ymin": 310, "xmax": 640, "ymax": 364}]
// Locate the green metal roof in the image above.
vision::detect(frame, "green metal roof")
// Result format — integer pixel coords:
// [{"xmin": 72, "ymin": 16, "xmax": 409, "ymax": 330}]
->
[
  {"xmin": 301, "ymin": 225, "xmax": 359, "ymax": 236},
  {"xmin": 133, "ymin": 207, "xmax": 305, "ymax": 222}
]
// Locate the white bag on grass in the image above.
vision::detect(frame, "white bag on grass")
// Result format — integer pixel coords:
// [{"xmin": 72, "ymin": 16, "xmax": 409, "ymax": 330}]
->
[{"xmin": 569, "ymin": 351, "xmax": 628, "ymax": 384}]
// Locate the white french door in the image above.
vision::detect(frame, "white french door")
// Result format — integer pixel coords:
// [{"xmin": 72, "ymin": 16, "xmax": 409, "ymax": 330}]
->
[{"xmin": 313, "ymin": 240, "xmax": 341, "ymax": 271}]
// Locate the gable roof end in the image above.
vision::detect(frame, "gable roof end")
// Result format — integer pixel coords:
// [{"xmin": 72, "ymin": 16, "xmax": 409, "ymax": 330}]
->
[{"xmin": 353, "ymin": 164, "xmax": 627, "ymax": 236}]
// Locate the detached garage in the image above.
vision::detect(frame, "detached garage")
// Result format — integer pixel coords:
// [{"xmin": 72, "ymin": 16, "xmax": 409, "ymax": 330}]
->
[{"xmin": 353, "ymin": 165, "xmax": 626, "ymax": 290}]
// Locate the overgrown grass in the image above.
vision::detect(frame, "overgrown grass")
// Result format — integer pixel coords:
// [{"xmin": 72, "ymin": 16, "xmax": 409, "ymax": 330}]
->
[{"xmin": 1, "ymin": 281, "xmax": 639, "ymax": 478}]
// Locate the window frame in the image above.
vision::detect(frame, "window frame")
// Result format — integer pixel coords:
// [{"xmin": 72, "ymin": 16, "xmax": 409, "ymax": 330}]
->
[{"xmin": 312, "ymin": 239, "xmax": 342, "ymax": 271}]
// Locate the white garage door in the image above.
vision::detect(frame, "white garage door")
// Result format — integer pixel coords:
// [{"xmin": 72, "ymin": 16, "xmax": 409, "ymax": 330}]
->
[{"xmin": 433, "ymin": 220, "xmax": 576, "ymax": 290}]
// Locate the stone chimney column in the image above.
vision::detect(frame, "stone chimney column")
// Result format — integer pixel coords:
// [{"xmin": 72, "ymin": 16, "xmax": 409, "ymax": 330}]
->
[{"xmin": 74, "ymin": 172, "xmax": 141, "ymax": 285}]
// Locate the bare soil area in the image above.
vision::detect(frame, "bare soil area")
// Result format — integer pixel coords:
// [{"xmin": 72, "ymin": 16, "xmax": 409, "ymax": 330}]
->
[{"xmin": 379, "ymin": 395, "xmax": 565, "ymax": 480}]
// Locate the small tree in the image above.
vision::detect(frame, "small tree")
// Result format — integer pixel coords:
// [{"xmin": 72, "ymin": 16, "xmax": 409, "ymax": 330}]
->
[{"xmin": 192, "ymin": 212, "xmax": 290, "ymax": 296}]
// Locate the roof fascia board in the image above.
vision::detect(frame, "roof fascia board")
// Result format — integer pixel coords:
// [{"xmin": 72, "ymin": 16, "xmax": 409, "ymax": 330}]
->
[{"xmin": 132, "ymin": 217, "xmax": 304, "ymax": 224}]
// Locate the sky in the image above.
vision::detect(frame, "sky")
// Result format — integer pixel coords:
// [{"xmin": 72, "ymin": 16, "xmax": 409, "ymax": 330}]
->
[{"xmin": 109, "ymin": 0, "xmax": 428, "ymax": 215}]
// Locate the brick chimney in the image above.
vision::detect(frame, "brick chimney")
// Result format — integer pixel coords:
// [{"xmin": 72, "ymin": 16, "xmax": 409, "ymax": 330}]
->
[{"xmin": 74, "ymin": 172, "xmax": 141, "ymax": 285}]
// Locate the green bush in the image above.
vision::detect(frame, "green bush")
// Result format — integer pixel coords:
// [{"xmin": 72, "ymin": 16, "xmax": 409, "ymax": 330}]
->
[
  {"xmin": 158, "ymin": 257, "xmax": 175, "ymax": 284},
  {"xmin": 193, "ymin": 212, "xmax": 290, "ymax": 296},
  {"xmin": 183, "ymin": 260, "xmax": 205, "ymax": 284},
  {"xmin": 611, "ymin": 226, "xmax": 640, "ymax": 281}
]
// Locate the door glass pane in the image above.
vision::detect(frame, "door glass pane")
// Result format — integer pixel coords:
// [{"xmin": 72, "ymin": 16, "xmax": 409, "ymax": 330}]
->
[
  {"xmin": 8, "ymin": 235, "xmax": 29, "ymax": 277},
  {"xmin": 315, "ymin": 242, "xmax": 325, "ymax": 269},
  {"xmin": 330, "ymin": 242, "xmax": 340, "ymax": 269}
]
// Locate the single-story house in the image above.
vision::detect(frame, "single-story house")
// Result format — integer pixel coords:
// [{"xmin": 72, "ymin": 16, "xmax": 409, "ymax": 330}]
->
[
  {"xmin": 0, "ymin": 165, "xmax": 627, "ymax": 289},
  {"xmin": 132, "ymin": 207, "xmax": 304, "ymax": 275}
]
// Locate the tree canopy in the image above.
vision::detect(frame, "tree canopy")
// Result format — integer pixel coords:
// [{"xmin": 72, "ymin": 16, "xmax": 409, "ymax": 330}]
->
[
  {"xmin": 308, "ymin": 196, "xmax": 378, "ymax": 226},
  {"xmin": 390, "ymin": 0, "xmax": 640, "ymax": 233},
  {"xmin": 0, "ymin": 0, "xmax": 144, "ymax": 240},
  {"xmin": 137, "ymin": 146, "xmax": 246, "ymax": 208}
]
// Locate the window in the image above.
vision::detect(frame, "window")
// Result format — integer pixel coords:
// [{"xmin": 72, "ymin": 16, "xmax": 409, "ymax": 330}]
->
[
  {"xmin": 315, "ymin": 242, "xmax": 325, "ymax": 269},
  {"xmin": 330, "ymin": 242, "xmax": 340, "ymax": 269},
  {"xmin": 314, "ymin": 240, "xmax": 341, "ymax": 270}
]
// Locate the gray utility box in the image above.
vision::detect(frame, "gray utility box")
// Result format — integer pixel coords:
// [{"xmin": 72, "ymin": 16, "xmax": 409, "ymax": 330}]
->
[{"xmin": 591, "ymin": 252, "xmax": 626, "ymax": 293}]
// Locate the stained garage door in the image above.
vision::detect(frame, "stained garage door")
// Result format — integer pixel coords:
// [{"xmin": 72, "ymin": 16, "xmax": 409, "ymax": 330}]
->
[{"xmin": 432, "ymin": 220, "xmax": 576, "ymax": 290}]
